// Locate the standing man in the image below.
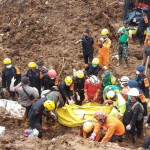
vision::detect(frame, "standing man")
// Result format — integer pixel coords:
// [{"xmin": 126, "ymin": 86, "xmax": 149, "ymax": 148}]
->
[
  {"xmin": 117, "ymin": 21, "xmax": 132, "ymax": 67},
  {"xmin": 2, "ymin": 58, "xmax": 21, "ymax": 99},
  {"xmin": 10, "ymin": 76, "xmax": 39, "ymax": 118},
  {"xmin": 96, "ymin": 29, "xmax": 111, "ymax": 68},
  {"xmin": 25, "ymin": 62, "xmax": 41, "ymax": 96},
  {"xmin": 76, "ymin": 29, "xmax": 94, "ymax": 67},
  {"xmin": 135, "ymin": 65, "xmax": 149, "ymax": 100}
]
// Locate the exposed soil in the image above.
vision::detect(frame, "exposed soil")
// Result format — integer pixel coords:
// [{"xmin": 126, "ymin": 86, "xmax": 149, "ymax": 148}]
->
[{"xmin": 0, "ymin": 0, "xmax": 146, "ymax": 149}]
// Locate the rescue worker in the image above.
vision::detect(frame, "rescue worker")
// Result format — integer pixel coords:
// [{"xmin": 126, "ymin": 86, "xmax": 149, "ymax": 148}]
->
[
  {"xmin": 101, "ymin": 70, "xmax": 116, "ymax": 89},
  {"xmin": 73, "ymin": 70, "xmax": 85, "ymax": 105},
  {"xmin": 59, "ymin": 76, "xmax": 74, "ymax": 104},
  {"xmin": 117, "ymin": 21, "xmax": 132, "ymax": 67},
  {"xmin": 85, "ymin": 58, "xmax": 102, "ymax": 77},
  {"xmin": 106, "ymin": 90, "xmax": 126, "ymax": 120},
  {"xmin": 135, "ymin": 65, "xmax": 149, "ymax": 99},
  {"xmin": 133, "ymin": 8, "xmax": 149, "ymax": 46},
  {"xmin": 42, "ymin": 86, "xmax": 64, "ymax": 108},
  {"xmin": 123, "ymin": 88, "xmax": 144, "ymax": 144},
  {"xmin": 41, "ymin": 69, "xmax": 58, "ymax": 91},
  {"xmin": 28, "ymin": 98, "xmax": 56, "ymax": 138},
  {"xmin": 75, "ymin": 29, "xmax": 94, "ymax": 66},
  {"xmin": 25, "ymin": 62, "xmax": 41, "ymax": 95},
  {"xmin": 84, "ymin": 75, "xmax": 102, "ymax": 103},
  {"xmin": 2, "ymin": 58, "xmax": 21, "ymax": 99},
  {"xmin": 95, "ymin": 29, "xmax": 111, "ymax": 68},
  {"xmin": 119, "ymin": 76, "xmax": 130, "ymax": 101},
  {"xmin": 37, "ymin": 60, "xmax": 48, "ymax": 75},
  {"xmin": 89, "ymin": 110, "xmax": 125, "ymax": 143},
  {"xmin": 128, "ymin": 80, "xmax": 148, "ymax": 120},
  {"xmin": 10, "ymin": 76, "xmax": 39, "ymax": 118},
  {"xmin": 79, "ymin": 120, "xmax": 100, "ymax": 141},
  {"xmin": 103, "ymin": 84, "xmax": 121, "ymax": 102},
  {"xmin": 143, "ymin": 27, "xmax": 150, "ymax": 65}
]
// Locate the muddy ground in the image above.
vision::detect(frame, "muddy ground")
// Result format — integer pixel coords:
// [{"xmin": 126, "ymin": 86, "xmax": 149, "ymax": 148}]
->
[{"xmin": 0, "ymin": 0, "xmax": 147, "ymax": 149}]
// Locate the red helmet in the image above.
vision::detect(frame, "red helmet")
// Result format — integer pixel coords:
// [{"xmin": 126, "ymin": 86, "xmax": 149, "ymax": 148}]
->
[{"xmin": 48, "ymin": 69, "xmax": 57, "ymax": 79}]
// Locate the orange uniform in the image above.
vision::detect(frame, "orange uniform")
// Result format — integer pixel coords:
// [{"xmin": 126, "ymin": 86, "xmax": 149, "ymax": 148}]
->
[
  {"xmin": 95, "ymin": 37, "xmax": 111, "ymax": 68},
  {"xmin": 93, "ymin": 116, "xmax": 125, "ymax": 143},
  {"xmin": 80, "ymin": 122, "xmax": 101, "ymax": 141}
]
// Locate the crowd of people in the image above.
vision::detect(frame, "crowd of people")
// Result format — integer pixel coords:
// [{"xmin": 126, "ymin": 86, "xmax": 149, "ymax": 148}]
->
[{"xmin": 1, "ymin": 0, "xmax": 150, "ymax": 149}]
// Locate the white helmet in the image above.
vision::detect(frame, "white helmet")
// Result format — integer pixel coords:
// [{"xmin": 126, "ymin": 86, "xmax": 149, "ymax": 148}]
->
[
  {"xmin": 119, "ymin": 76, "xmax": 130, "ymax": 87},
  {"xmin": 89, "ymin": 75, "xmax": 98, "ymax": 85},
  {"xmin": 127, "ymin": 88, "xmax": 139, "ymax": 96}
]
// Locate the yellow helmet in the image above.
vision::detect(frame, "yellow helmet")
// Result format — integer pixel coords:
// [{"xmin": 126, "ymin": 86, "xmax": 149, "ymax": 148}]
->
[
  {"xmin": 3, "ymin": 58, "xmax": 12, "ymax": 65},
  {"xmin": 76, "ymin": 70, "xmax": 84, "ymax": 79},
  {"xmin": 92, "ymin": 58, "xmax": 99, "ymax": 65},
  {"xmin": 64, "ymin": 76, "xmax": 73, "ymax": 85},
  {"xmin": 83, "ymin": 121, "xmax": 93, "ymax": 133},
  {"xmin": 101, "ymin": 29, "xmax": 109, "ymax": 35},
  {"xmin": 43, "ymin": 100, "xmax": 55, "ymax": 111},
  {"xmin": 28, "ymin": 62, "xmax": 37, "ymax": 68}
]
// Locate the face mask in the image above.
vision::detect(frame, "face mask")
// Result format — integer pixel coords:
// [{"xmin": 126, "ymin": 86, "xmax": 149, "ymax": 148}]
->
[
  {"xmin": 50, "ymin": 78, "xmax": 54, "ymax": 80},
  {"xmin": 6, "ymin": 64, "xmax": 12, "ymax": 68},
  {"xmin": 100, "ymin": 119, "xmax": 105, "ymax": 123},
  {"xmin": 136, "ymin": 70, "xmax": 140, "ymax": 75},
  {"xmin": 66, "ymin": 84, "xmax": 71, "ymax": 86},
  {"xmin": 103, "ymin": 35, "xmax": 108, "ymax": 40},
  {"xmin": 92, "ymin": 65, "xmax": 97, "ymax": 68}
]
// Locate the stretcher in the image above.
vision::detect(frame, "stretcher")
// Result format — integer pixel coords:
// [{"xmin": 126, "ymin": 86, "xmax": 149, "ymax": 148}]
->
[{"xmin": 57, "ymin": 103, "xmax": 113, "ymax": 127}]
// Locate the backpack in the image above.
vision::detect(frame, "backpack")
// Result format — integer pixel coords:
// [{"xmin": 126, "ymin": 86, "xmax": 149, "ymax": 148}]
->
[{"xmin": 132, "ymin": 101, "xmax": 144, "ymax": 121}]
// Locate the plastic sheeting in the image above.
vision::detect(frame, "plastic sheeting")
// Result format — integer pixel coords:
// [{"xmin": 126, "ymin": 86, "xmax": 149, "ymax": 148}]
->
[{"xmin": 57, "ymin": 103, "xmax": 113, "ymax": 127}]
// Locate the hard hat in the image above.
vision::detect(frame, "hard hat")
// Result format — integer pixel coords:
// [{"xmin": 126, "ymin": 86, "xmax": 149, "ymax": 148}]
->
[
  {"xmin": 83, "ymin": 28, "xmax": 90, "ymax": 34},
  {"xmin": 83, "ymin": 121, "xmax": 93, "ymax": 133},
  {"xmin": 119, "ymin": 76, "xmax": 130, "ymax": 87},
  {"xmin": 64, "ymin": 76, "xmax": 73, "ymax": 85},
  {"xmin": 21, "ymin": 76, "xmax": 29, "ymax": 84},
  {"xmin": 127, "ymin": 88, "xmax": 139, "ymax": 96},
  {"xmin": 89, "ymin": 75, "xmax": 98, "ymax": 85},
  {"xmin": 43, "ymin": 100, "xmax": 55, "ymax": 111},
  {"xmin": 101, "ymin": 29, "xmax": 109, "ymax": 35},
  {"xmin": 28, "ymin": 62, "xmax": 37, "ymax": 68},
  {"xmin": 37, "ymin": 60, "xmax": 44, "ymax": 66},
  {"xmin": 102, "ymin": 70, "xmax": 112, "ymax": 79},
  {"xmin": 94, "ymin": 110, "xmax": 106, "ymax": 120},
  {"xmin": 92, "ymin": 58, "xmax": 99, "ymax": 65},
  {"xmin": 3, "ymin": 58, "xmax": 12, "ymax": 65},
  {"xmin": 106, "ymin": 90, "xmax": 116, "ymax": 100},
  {"xmin": 76, "ymin": 70, "xmax": 84, "ymax": 79},
  {"xmin": 136, "ymin": 65, "xmax": 145, "ymax": 72},
  {"xmin": 147, "ymin": 27, "xmax": 150, "ymax": 35},
  {"xmin": 128, "ymin": 80, "xmax": 138, "ymax": 88},
  {"xmin": 48, "ymin": 69, "xmax": 57, "ymax": 79}
]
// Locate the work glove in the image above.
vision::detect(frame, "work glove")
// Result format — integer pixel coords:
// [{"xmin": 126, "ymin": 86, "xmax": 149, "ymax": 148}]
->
[
  {"xmin": 89, "ymin": 132, "xmax": 96, "ymax": 141},
  {"xmin": 2, "ymin": 88, "xmax": 7, "ymax": 92},
  {"xmin": 117, "ymin": 114, "xmax": 123, "ymax": 120},
  {"xmin": 11, "ymin": 77, "xmax": 16, "ymax": 84},
  {"xmin": 144, "ymin": 116, "xmax": 148, "ymax": 123},
  {"xmin": 33, "ymin": 128, "xmax": 39, "ymax": 136},
  {"xmin": 126, "ymin": 124, "xmax": 131, "ymax": 130},
  {"xmin": 68, "ymin": 99, "xmax": 75, "ymax": 105},
  {"xmin": 77, "ymin": 94, "xmax": 80, "ymax": 101},
  {"xmin": 145, "ymin": 123, "xmax": 149, "ymax": 128},
  {"xmin": 41, "ymin": 87, "xmax": 44, "ymax": 92}
]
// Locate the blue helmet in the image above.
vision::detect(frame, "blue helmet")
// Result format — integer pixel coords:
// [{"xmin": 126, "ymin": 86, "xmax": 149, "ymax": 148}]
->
[
  {"xmin": 128, "ymin": 80, "xmax": 138, "ymax": 88},
  {"xmin": 136, "ymin": 65, "xmax": 145, "ymax": 72}
]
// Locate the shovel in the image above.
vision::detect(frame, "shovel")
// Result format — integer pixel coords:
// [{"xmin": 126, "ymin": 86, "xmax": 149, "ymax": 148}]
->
[{"xmin": 0, "ymin": 99, "xmax": 26, "ymax": 120}]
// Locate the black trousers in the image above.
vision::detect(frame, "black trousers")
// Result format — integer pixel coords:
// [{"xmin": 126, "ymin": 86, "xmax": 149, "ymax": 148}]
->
[
  {"xmin": 75, "ymin": 90, "xmax": 84, "ymax": 105},
  {"xmin": 83, "ymin": 53, "xmax": 93, "ymax": 64}
]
